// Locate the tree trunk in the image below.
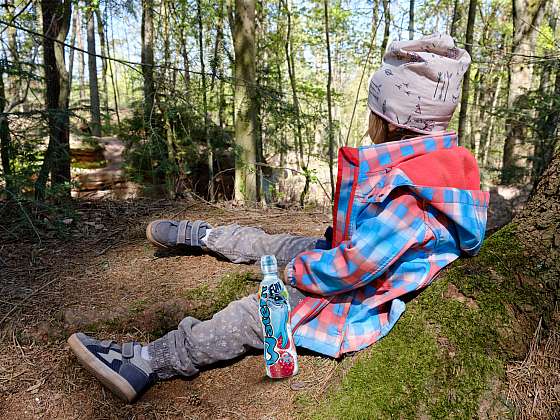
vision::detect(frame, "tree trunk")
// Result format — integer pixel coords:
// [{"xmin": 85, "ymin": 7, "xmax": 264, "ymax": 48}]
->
[
  {"xmin": 450, "ymin": 0, "xmax": 461, "ymax": 38},
  {"xmin": 35, "ymin": 0, "xmax": 73, "ymax": 200},
  {"xmin": 6, "ymin": 0, "xmax": 21, "ymax": 110},
  {"xmin": 141, "ymin": 0, "xmax": 155, "ymax": 128},
  {"xmin": 76, "ymin": 6, "xmax": 85, "ymax": 101},
  {"xmin": 197, "ymin": 0, "xmax": 213, "ymax": 201},
  {"xmin": 457, "ymin": 0, "xmax": 477, "ymax": 148},
  {"xmin": 479, "ymin": 72, "xmax": 503, "ymax": 168},
  {"xmin": 233, "ymin": 0, "xmax": 258, "ymax": 202},
  {"xmin": 408, "ymin": 0, "xmax": 415, "ymax": 40},
  {"xmin": 67, "ymin": 6, "xmax": 78, "ymax": 102},
  {"xmin": 283, "ymin": 0, "xmax": 309, "ymax": 206},
  {"xmin": 380, "ymin": 0, "xmax": 391, "ymax": 60},
  {"xmin": 1, "ymin": 0, "xmax": 19, "ymax": 192},
  {"xmin": 105, "ymin": 10, "xmax": 121, "ymax": 128},
  {"xmin": 324, "ymin": 0, "xmax": 335, "ymax": 199},
  {"xmin": 0, "ymin": 67, "xmax": 14, "ymax": 193},
  {"xmin": 95, "ymin": 7, "xmax": 110, "ymax": 127},
  {"xmin": 86, "ymin": 5, "xmax": 101, "ymax": 137},
  {"xmin": 501, "ymin": 0, "xmax": 546, "ymax": 184}
]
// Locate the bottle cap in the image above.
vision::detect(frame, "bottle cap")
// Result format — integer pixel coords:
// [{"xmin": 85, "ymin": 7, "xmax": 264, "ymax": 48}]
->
[{"xmin": 260, "ymin": 255, "xmax": 278, "ymax": 275}]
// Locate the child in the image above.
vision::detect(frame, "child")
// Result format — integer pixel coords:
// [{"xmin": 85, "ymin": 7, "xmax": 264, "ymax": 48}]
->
[{"xmin": 68, "ymin": 33, "xmax": 488, "ymax": 403}]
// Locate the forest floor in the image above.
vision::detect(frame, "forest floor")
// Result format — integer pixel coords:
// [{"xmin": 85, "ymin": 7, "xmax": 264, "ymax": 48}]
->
[{"xmin": 0, "ymin": 189, "xmax": 552, "ymax": 419}]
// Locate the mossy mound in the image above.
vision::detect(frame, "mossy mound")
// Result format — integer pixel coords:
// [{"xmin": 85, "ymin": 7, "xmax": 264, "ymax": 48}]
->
[{"xmin": 302, "ymin": 224, "xmax": 557, "ymax": 419}]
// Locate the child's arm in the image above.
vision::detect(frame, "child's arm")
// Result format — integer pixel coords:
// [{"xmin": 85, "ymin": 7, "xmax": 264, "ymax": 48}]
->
[{"xmin": 287, "ymin": 192, "xmax": 430, "ymax": 296}]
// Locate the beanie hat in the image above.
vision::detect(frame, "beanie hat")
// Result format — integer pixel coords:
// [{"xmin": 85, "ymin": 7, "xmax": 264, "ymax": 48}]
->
[{"xmin": 367, "ymin": 33, "xmax": 471, "ymax": 134}]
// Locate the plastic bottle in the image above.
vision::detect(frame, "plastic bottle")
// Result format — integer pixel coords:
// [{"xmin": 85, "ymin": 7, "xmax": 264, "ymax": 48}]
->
[{"xmin": 258, "ymin": 255, "xmax": 299, "ymax": 378}]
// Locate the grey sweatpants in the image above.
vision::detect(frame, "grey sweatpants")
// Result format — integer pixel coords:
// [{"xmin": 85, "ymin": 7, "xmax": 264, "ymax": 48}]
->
[{"xmin": 147, "ymin": 224, "xmax": 327, "ymax": 379}]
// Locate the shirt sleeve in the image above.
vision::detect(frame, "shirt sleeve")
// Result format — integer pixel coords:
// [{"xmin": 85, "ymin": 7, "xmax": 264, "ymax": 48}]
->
[{"xmin": 288, "ymin": 193, "xmax": 428, "ymax": 296}]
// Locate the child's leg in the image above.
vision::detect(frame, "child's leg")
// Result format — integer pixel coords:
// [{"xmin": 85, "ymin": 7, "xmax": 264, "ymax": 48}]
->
[
  {"xmin": 147, "ymin": 286, "xmax": 305, "ymax": 379},
  {"xmin": 68, "ymin": 286, "xmax": 305, "ymax": 402},
  {"xmin": 146, "ymin": 219, "xmax": 331, "ymax": 267},
  {"xmin": 205, "ymin": 224, "xmax": 329, "ymax": 266}
]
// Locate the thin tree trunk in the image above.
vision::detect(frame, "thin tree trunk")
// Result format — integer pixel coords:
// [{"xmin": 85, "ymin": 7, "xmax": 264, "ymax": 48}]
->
[
  {"xmin": 141, "ymin": 0, "xmax": 155, "ymax": 129},
  {"xmin": 67, "ymin": 6, "xmax": 78, "ymax": 102},
  {"xmin": 283, "ymin": 0, "xmax": 309, "ymax": 206},
  {"xmin": 1, "ymin": 0, "xmax": 18, "ymax": 192},
  {"xmin": 233, "ymin": 0, "xmax": 258, "ymax": 202},
  {"xmin": 95, "ymin": 7, "xmax": 110, "ymax": 127},
  {"xmin": 324, "ymin": 0, "xmax": 335, "ymax": 199},
  {"xmin": 408, "ymin": 0, "xmax": 415, "ymax": 40},
  {"xmin": 450, "ymin": 0, "xmax": 461, "ymax": 38},
  {"xmin": 0, "ymin": 67, "xmax": 14, "ymax": 193},
  {"xmin": 86, "ymin": 5, "xmax": 101, "ymax": 137},
  {"xmin": 35, "ymin": 0, "xmax": 73, "ymax": 199},
  {"xmin": 6, "ymin": 0, "xmax": 21, "ymax": 110},
  {"xmin": 161, "ymin": 0, "xmax": 176, "ymax": 197},
  {"xmin": 380, "ymin": 0, "xmax": 391, "ymax": 60},
  {"xmin": 105, "ymin": 11, "xmax": 120, "ymax": 128},
  {"xmin": 76, "ymin": 7, "xmax": 85, "ymax": 101},
  {"xmin": 197, "ymin": 0, "xmax": 213, "ymax": 201},
  {"xmin": 457, "ymin": 0, "xmax": 477, "ymax": 147},
  {"xmin": 480, "ymin": 73, "xmax": 502, "ymax": 168}
]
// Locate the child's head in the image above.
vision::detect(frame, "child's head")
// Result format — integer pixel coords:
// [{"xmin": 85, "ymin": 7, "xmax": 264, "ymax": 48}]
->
[{"xmin": 367, "ymin": 33, "xmax": 471, "ymax": 144}]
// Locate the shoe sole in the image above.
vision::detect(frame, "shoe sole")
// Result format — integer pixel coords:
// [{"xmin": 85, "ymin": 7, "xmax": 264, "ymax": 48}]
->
[
  {"xmin": 68, "ymin": 333, "xmax": 137, "ymax": 403},
  {"xmin": 146, "ymin": 220, "xmax": 169, "ymax": 249}
]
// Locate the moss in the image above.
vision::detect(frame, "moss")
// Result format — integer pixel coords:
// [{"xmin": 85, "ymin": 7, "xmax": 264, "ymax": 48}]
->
[
  {"xmin": 184, "ymin": 272, "xmax": 256, "ymax": 320},
  {"xmin": 303, "ymin": 225, "xmax": 554, "ymax": 418},
  {"xmin": 81, "ymin": 272, "xmax": 256, "ymax": 337}
]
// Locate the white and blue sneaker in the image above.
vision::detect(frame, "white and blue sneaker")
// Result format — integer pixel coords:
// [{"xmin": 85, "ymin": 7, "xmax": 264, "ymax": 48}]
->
[{"xmin": 68, "ymin": 333, "xmax": 156, "ymax": 403}]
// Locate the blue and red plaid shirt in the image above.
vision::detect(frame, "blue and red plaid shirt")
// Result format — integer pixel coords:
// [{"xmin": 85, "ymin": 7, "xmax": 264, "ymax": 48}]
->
[{"xmin": 287, "ymin": 132, "xmax": 489, "ymax": 357}]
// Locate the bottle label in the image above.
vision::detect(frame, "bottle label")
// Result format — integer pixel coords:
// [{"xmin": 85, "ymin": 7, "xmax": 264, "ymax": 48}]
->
[{"xmin": 259, "ymin": 255, "xmax": 298, "ymax": 378}]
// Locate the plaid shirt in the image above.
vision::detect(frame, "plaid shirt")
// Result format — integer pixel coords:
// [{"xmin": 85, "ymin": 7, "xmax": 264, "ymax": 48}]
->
[{"xmin": 287, "ymin": 133, "xmax": 489, "ymax": 357}]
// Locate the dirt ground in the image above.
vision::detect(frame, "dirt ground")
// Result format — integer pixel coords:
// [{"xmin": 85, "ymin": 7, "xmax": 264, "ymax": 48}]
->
[
  {"xmin": 0, "ymin": 190, "xmax": 528, "ymax": 419},
  {"xmin": 0, "ymin": 200, "xmax": 341, "ymax": 419}
]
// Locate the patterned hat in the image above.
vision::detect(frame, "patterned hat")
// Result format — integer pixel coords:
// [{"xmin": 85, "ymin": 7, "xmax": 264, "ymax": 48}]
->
[{"xmin": 367, "ymin": 33, "xmax": 471, "ymax": 134}]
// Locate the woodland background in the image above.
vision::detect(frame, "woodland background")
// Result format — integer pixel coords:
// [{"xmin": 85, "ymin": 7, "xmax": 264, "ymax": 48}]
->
[
  {"xmin": 0, "ymin": 0, "xmax": 558, "ymax": 206},
  {"xmin": 0, "ymin": 1, "xmax": 559, "ymax": 418}
]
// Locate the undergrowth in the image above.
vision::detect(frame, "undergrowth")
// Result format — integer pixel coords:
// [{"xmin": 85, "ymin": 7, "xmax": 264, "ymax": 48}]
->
[{"xmin": 302, "ymin": 225, "xmax": 556, "ymax": 419}]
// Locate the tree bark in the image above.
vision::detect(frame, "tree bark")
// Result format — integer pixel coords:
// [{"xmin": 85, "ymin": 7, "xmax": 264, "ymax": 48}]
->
[
  {"xmin": 141, "ymin": 0, "xmax": 155, "ymax": 129},
  {"xmin": 479, "ymin": 72, "xmax": 503, "ymax": 168},
  {"xmin": 233, "ymin": 0, "xmax": 258, "ymax": 202},
  {"xmin": 105, "ymin": 10, "xmax": 120, "ymax": 128},
  {"xmin": 0, "ymin": 66, "xmax": 14, "ymax": 193},
  {"xmin": 197, "ymin": 0, "xmax": 213, "ymax": 201},
  {"xmin": 324, "ymin": 0, "xmax": 335, "ymax": 199},
  {"xmin": 95, "ymin": 7, "xmax": 110, "ymax": 127},
  {"xmin": 67, "ymin": 5, "xmax": 77, "ymax": 102},
  {"xmin": 86, "ymin": 4, "xmax": 101, "ymax": 137},
  {"xmin": 408, "ymin": 0, "xmax": 415, "ymax": 40},
  {"xmin": 76, "ymin": 6, "xmax": 85, "ymax": 101},
  {"xmin": 35, "ymin": 0, "xmax": 73, "ymax": 200},
  {"xmin": 380, "ymin": 0, "xmax": 391, "ymax": 60},
  {"xmin": 501, "ymin": 0, "xmax": 546, "ymax": 183},
  {"xmin": 450, "ymin": 0, "xmax": 461, "ymax": 38},
  {"xmin": 457, "ymin": 0, "xmax": 477, "ymax": 148},
  {"xmin": 283, "ymin": 0, "xmax": 309, "ymax": 206}
]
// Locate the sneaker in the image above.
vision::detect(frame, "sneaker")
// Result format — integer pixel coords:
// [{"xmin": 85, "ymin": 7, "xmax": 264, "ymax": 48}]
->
[
  {"xmin": 146, "ymin": 219, "xmax": 211, "ymax": 249},
  {"xmin": 68, "ymin": 332, "xmax": 156, "ymax": 403}
]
